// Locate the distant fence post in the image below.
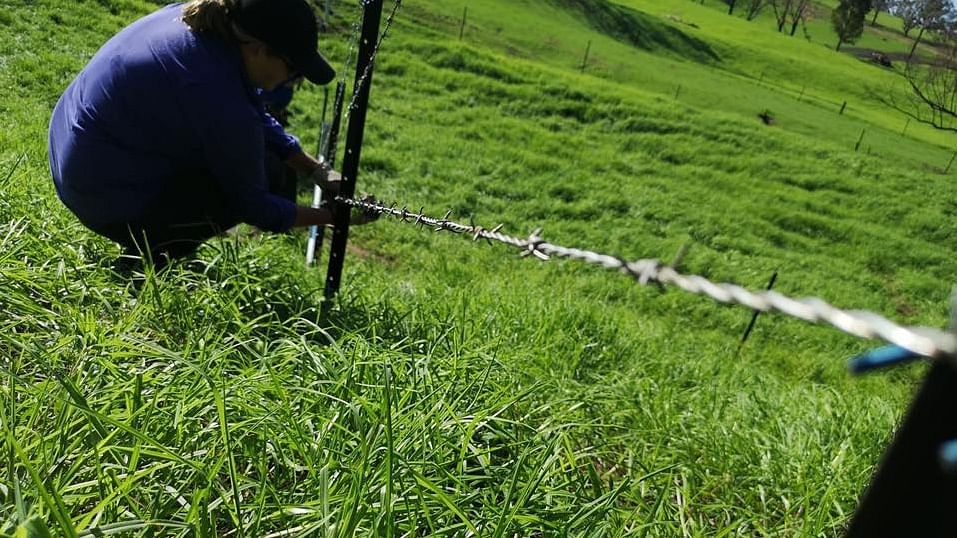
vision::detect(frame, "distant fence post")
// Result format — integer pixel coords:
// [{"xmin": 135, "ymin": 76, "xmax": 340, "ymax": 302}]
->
[
  {"xmin": 670, "ymin": 242, "xmax": 691, "ymax": 269},
  {"xmin": 839, "ymin": 101, "xmax": 847, "ymax": 115},
  {"xmin": 855, "ymin": 129, "xmax": 866, "ymax": 152},
  {"xmin": 946, "ymin": 148, "xmax": 957, "ymax": 174},
  {"xmin": 459, "ymin": 6, "xmax": 467, "ymax": 40},
  {"xmin": 739, "ymin": 271, "xmax": 778, "ymax": 348},
  {"xmin": 674, "ymin": 84, "xmax": 682, "ymax": 101},
  {"xmin": 580, "ymin": 40, "xmax": 591, "ymax": 73}
]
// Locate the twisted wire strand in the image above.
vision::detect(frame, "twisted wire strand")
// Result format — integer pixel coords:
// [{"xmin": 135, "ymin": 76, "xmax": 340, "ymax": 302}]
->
[
  {"xmin": 339, "ymin": 196, "xmax": 957, "ymax": 360},
  {"xmin": 346, "ymin": 0, "xmax": 403, "ymax": 114},
  {"xmin": 338, "ymin": 2, "xmax": 363, "ymax": 78},
  {"xmin": 322, "ymin": 4, "xmax": 363, "ymax": 161}
]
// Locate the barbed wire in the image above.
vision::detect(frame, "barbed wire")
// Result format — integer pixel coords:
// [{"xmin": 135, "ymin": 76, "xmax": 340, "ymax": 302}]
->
[
  {"xmin": 338, "ymin": 5, "xmax": 363, "ymax": 84},
  {"xmin": 319, "ymin": 2, "xmax": 957, "ymax": 359},
  {"xmin": 345, "ymin": 0, "xmax": 403, "ymax": 115},
  {"xmin": 309, "ymin": 0, "xmax": 363, "ymax": 92},
  {"xmin": 319, "ymin": 1, "xmax": 364, "ymax": 164},
  {"xmin": 338, "ymin": 196, "xmax": 957, "ymax": 360}
]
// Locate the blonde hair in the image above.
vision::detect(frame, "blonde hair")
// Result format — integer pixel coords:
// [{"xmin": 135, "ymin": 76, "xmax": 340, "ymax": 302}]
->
[{"xmin": 182, "ymin": 0, "xmax": 237, "ymax": 43}]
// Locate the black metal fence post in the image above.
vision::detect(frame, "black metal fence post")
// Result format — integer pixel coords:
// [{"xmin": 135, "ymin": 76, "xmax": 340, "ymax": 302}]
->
[
  {"xmin": 845, "ymin": 360, "xmax": 957, "ymax": 537},
  {"xmin": 946, "ymin": 148, "xmax": 957, "ymax": 174},
  {"xmin": 323, "ymin": 0, "xmax": 384, "ymax": 305},
  {"xmin": 854, "ymin": 129, "xmax": 866, "ymax": 152},
  {"xmin": 580, "ymin": 40, "xmax": 591, "ymax": 73}
]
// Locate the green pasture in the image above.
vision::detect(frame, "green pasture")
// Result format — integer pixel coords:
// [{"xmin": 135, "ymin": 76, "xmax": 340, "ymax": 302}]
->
[
  {"xmin": 415, "ymin": 0, "xmax": 957, "ymax": 168},
  {"xmin": 676, "ymin": 0, "xmax": 946, "ymax": 58},
  {"xmin": 2, "ymin": 0, "xmax": 956, "ymax": 535}
]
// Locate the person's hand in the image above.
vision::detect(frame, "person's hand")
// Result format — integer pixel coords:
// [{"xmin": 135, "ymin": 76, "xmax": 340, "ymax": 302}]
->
[
  {"xmin": 310, "ymin": 159, "xmax": 342, "ymax": 195},
  {"xmin": 349, "ymin": 195, "xmax": 381, "ymax": 226}
]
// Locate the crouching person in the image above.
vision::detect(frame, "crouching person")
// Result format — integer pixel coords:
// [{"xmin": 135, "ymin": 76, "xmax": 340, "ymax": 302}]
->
[{"xmin": 48, "ymin": 0, "xmax": 368, "ymax": 270}]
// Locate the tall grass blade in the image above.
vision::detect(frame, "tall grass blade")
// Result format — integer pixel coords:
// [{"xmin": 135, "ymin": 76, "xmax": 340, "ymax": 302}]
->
[
  {"xmin": 214, "ymin": 383, "xmax": 245, "ymax": 538},
  {"xmin": 6, "ymin": 432, "xmax": 78, "ymax": 538}
]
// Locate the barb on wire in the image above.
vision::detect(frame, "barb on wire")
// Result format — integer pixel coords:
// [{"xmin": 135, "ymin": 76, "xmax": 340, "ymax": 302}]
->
[{"xmin": 336, "ymin": 195, "xmax": 957, "ymax": 360}]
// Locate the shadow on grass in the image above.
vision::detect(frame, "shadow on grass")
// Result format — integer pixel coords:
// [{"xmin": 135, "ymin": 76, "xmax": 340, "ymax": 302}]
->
[{"xmin": 551, "ymin": 0, "xmax": 721, "ymax": 64}]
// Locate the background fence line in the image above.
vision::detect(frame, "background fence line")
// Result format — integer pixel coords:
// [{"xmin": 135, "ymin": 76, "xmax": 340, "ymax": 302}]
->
[{"xmin": 339, "ymin": 196, "xmax": 957, "ymax": 360}]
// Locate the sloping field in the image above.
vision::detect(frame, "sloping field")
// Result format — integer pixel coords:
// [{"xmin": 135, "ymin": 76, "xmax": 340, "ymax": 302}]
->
[
  {"xmin": 1, "ymin": 0, "xmax": 955, "ymax": 535},
  {"xmin": 417, "ymin": 0, "xmax": 957, "ymax": 170}
]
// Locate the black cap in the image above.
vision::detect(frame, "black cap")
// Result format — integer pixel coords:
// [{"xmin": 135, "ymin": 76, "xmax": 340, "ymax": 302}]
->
[{"xmin": 231, "ymin": 0, "xmax": 336, "ymax": 85}]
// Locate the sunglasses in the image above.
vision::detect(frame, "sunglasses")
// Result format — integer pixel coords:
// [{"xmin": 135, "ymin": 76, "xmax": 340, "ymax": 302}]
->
[
  {"xmin": 279, "ymin": 56, "xmax": 297, "ymax": 76},
  {"xmin": 268, "ymin": 47, "xmax": 298, "ymax": 77},
  {"xmin": 276, "ymin": 53, "xmax": 304, "ymax": 88}
]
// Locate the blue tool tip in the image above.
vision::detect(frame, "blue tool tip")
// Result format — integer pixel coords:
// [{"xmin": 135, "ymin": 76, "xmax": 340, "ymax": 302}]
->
[
  {"xmin": 940, "ymin": 440, "xmax": 957, "ymax": 473},
  {"xmin": 848, "ymin": 345, "xmax": 921, "ymax": 375}
]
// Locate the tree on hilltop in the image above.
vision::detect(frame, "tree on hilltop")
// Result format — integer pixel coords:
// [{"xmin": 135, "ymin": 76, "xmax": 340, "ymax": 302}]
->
[
  {"xmin": 893, "ymin": 0, "xmax": 954, "ymax": 60},
  {"xmin": 870, "ymin": 0, "xmax": 889, "ymax": 25},
  {"xmin": 893, "ymin": 0, "xmax": 951, "ymax": 37},
  {"xmin": 745, "ymin": 0, "xmax": 766, "ymax": 20},
  {"xmin": 727, "ymin": 0, "xmax": 767, "ymax": 20},
  {"xmin": 897, "ymin": 0, "xmax": 922, "ymax": 36},
  {"xmin": 877, "ymin": 27, "xmax": 957, "ymax": 133},
  {"xmin": 832, "ymin": 0, "xmax": 872, "ymax": 51},
  {"xmin": 770, "ymin": 0, "xmax": 812, "ymax": 35}
]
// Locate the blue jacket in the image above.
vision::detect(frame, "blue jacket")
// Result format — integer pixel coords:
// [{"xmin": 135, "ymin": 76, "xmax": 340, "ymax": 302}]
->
[{"xmin": 48, "ymin": 3, "xmax": 299, "ymax": 232}]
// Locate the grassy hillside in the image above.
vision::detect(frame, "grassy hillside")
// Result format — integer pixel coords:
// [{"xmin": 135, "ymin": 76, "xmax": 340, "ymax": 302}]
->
[
  {"xmin": 1, "ymin": 0, "xmax": 955, "ymax": 535},
  {"xmin": 415, "ymin": 0, "xmax": 957, "ymax": 171}
]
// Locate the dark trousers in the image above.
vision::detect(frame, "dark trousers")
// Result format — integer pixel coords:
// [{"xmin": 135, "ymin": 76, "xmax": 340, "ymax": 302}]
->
[{"xmin": 86, "ymin": 151, "xmax": 297, "ymax": 263}]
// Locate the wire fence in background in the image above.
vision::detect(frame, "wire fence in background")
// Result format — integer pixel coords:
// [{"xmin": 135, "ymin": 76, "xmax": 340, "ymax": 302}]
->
[{"xmin": 339, "ymin": 196, "xmax": 957, "ymax": 360}]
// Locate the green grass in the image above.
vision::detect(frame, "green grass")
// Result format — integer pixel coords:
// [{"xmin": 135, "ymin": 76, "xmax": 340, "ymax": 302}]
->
[
  {"xmin": 412, "ymin": 0, "xmax": 957, "ymax": 168},
  {"xmin": 2, "ymin": 0, "xmax": 956, "ymax": 535}
]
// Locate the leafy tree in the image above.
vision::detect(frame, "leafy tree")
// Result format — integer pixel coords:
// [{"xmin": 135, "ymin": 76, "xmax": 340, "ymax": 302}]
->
[{"xmin": 832, "ymin": 0, "xmax": 871, "ymax": 51}]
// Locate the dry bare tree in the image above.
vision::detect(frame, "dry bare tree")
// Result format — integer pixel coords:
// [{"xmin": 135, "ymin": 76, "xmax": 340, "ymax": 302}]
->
[
  {"xmin": 878, "ymin": 31, "xmax": 957, "ymax": 132},
  {"xmin": 871, "ymin": 0, "xmax": 890, "ymax": 25},
  {"xmin": 906, "ymin": 0, "xmax": 951, "ymax": 60},
  {"xmin": 770, "ymin": 0, "xmax": 812, "ymax": 34},
  {"xmin": 788, "ymin": 0, "xmax": 814, "ymax": 35},
  {"xmin": 897, "ymin": 0, "xmax": 922, "ymax": 36},
  {"xmin": 745, "ymin": 0, "xmax": 766, "ymax": 20}
]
